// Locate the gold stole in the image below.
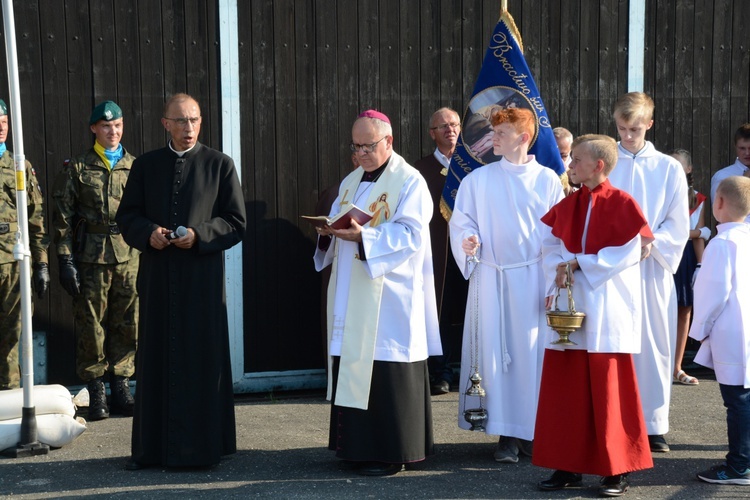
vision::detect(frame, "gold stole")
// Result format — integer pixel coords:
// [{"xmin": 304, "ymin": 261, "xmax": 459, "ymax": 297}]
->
[{"xmin": 326, "ymin": 155, "xmax": 411, "ymax": 410}]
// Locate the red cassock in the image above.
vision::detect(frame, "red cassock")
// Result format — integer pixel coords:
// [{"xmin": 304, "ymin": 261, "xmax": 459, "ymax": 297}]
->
[{"xmin": 532, "ymin": 179, "xmax": 654, "ymax": 476}]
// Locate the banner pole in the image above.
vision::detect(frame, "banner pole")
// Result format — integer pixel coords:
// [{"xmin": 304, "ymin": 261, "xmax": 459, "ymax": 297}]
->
[{"xmin": 1, "ymin": 0, "xmax": 50, "ymax": 459}]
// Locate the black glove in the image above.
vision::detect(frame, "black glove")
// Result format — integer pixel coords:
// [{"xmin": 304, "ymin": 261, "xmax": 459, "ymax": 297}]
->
[
  {"xmin": 32, "ymin": 262, "xmax": 50, "ymax": 299},
  {"xmin": 58, "ymin": 254, "xmax": 81, "ymax": 297}
]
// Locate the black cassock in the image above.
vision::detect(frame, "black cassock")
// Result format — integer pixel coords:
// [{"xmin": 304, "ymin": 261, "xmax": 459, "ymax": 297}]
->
[{"xmin": 116, "ymin": 142, "xmax": 246, "ymax": 467}]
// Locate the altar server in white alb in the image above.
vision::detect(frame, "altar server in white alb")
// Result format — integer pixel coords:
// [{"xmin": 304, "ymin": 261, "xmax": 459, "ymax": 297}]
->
[
  {"xmin": 607, "ymin": 92, "xmax": 689, "ymax": 453},
  {"xmin": 449, "ymin": 107, "xmax": 563, "ymax": 464},
  {"xmin": 691, "ymin": 176, "xmax": 750, "ymax": 486},
  {"xmin": 314, "ymin": 110, "xmax": 441, "ymax": 477},
  {"xmin": 710, "ymin": 123, "xmax": 750, "ymax": 224}
]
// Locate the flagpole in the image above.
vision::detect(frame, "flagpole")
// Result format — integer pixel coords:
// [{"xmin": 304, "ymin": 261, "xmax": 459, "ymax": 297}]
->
[
  {"xmin": 1, "ymin": 0, "xmax": 49, "ymax": 458},
  {"xmin": 627, "ymin": 0, "xmax": 646, "ymax": 91},
  {"xmin": 501, "ymin": 0, "xmax": 508, "ymax": 14}
]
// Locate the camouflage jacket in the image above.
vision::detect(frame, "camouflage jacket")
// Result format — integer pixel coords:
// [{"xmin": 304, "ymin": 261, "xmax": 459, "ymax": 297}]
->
[
  {"xmin": 51, "ymin": 148, "xmax": 139, "ymax": 264},
  {"xmin": 0, "ymin": 150, "xmax": 48, "ymax": 265}
]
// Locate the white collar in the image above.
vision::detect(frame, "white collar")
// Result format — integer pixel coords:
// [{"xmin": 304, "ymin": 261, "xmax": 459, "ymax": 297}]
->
[
  {"xmin": 169, "ymin": 141, "xmax": 197, "ymax": 157},
  {"xmin": 432, "ymin": 147, "xmax": 452, "ymax": 169}
]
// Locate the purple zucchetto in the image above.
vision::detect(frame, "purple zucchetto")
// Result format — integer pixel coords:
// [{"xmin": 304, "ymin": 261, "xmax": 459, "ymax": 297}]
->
[{"xmin": 357, "ymin": 109, "xmax": 391, "ymax": 124}]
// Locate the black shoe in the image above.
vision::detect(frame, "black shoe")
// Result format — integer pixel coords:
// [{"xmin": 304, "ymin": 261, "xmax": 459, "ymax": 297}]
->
[
  {"xmin": 648, "ymin": 434, "xmax": 669, "ymax": 453},
  {"xmin": 87, "ymin": 377, "xmax": 110, "ymax": 421},
  {"xmin": 599, "ymin": 474, "xmax": 629, "ymax": 497},
  {"xmin": 431, "ymin": 380, "xmax": 450, "ymax": 395},
  {"xmin": 124, "ymin": 458, "xmax": 147, "ymax": 471},
  {"xmin": 110, "ymin": 375, "xmax": 134, "ymax": 416},
  {"xmin": 538, "ymin": 470, "xmax": 583, "ymax": 491},
  {"xmin": 337, "ymin": 460, "xmax": 360, "ymax": 470},
  {"xmin": 357, "ymin": 461, "xmax": 404, "ymax": 476}
]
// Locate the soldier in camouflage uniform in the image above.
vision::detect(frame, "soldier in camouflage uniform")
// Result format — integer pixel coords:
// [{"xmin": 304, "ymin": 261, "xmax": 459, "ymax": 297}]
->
[
  {"xmin": 51, "ymin": 101, "xmax": 138, "ymax": 420},
  {"xmin": 0, "ymin": 98, "xmax": 50, "ymax": 390}
]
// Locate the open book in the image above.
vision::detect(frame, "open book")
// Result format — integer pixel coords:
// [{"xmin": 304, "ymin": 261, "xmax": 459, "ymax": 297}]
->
[{"xmin": 301, "ymin": 203, "xmax": 373, "ymax": 230}]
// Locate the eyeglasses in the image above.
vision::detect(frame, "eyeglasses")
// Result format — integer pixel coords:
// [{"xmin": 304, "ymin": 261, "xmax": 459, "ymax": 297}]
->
[
  {"xmin": 430, "ymin": 122, "xmax": 461, "ymax": 131},
  {"xmin": 350, "ymin": 136, "xmax": 387, "ymax": 153},
  {"xmin": 164, "ymin": 116, "xmax": 202, "ymax": 127}
]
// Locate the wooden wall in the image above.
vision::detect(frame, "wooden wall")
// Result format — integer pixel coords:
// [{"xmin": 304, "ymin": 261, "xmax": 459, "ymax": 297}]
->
[
  {"xmin": 238, "ymin": 0, "xmax": 501, "ymax": 373},
  {"xmin": 645, "ymin": 0, "xmax": 750, "ymax": 199},
  {"xmin": 0, "ymin": 0, "xmax": 223, "ymax": 384},
  {"xmin": 0, "ymin": 0, "xmax": 748, "ymax": 385}
]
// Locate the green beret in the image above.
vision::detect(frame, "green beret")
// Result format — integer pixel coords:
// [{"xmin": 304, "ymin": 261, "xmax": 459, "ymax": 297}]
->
[
  {"xmin": 0, "ymin": 99, "xmax": 7, "ymax": 116},
  {"xmin": 89, "ymin": 100, "xmax": 122, "ymax": 125}
]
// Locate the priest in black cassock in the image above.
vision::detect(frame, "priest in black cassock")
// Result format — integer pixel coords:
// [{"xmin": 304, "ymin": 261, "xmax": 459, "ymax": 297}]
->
[{"xmin": 116, "ymin": 93, "xmax": 246, "ymax": 470}]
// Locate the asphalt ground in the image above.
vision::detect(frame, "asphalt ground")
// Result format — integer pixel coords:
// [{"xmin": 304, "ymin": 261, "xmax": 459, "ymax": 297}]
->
[{"xmin": 0, "ymin": 365, "xmax": 746, "ymax": 499}]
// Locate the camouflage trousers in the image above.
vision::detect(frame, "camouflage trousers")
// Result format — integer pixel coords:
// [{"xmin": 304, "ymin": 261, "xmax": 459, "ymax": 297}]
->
[
  {"xmin": 74, "ymin": 260, "xmax": 138, "ymax": 381},
  {"xmin": 0, "ymin": 262, "xmax": 22, "ymax": 389}
]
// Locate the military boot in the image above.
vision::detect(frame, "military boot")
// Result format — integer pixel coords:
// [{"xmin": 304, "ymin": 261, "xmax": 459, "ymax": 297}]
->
[
  {"xmin": 110, "ymin": 375, "xmax": 135, "ymax": 417},
  {"xmin": 87, "ymin": 377, "xmax": 110, "ymax": 421}
]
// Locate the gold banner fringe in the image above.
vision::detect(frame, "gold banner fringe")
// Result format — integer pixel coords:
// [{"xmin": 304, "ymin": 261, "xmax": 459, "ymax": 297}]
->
[{"xmin": 500, "ymin": 10, "xmax": 524, "ymax": 54}]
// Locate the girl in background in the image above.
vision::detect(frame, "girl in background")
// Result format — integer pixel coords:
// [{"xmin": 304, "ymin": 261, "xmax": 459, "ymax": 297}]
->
[{"xmin": 670, "ymin": 149, "xmax": 710, "ymax": 386}]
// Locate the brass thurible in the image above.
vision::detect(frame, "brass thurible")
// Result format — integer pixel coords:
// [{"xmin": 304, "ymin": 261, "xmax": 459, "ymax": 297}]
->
[{"xmin": 546, "ymin": 261, "xmax": 585, "ymax": 346}]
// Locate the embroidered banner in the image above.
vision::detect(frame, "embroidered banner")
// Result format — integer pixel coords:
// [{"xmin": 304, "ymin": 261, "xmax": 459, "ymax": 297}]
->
[{"xmin": 440, "ymin": 9, "xmax": 565, "ymax": 220}]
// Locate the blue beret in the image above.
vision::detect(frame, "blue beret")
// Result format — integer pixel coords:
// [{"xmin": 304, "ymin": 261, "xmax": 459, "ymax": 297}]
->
[
  {"xmin": 0, "ymin": 99, "xmax": 7, "ymax": 116},
  {"xmin": 89, "ymin": 100, "xmax": 122, "ymax": 125}
]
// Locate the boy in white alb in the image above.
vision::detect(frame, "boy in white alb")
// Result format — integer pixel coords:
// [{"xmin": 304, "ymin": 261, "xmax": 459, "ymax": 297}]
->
[
  {"xmin": 710, "ymin": 123, "xmax": 750, "ymax": 224},
  {"xmin": 710, "ymin": 123, "xmax": 750, "ymax": 201},
  {"xmin": 607, "ymin": 93, "xmax": 690, "ymax": 453},
  {"xmin": 691, "ymin": 176, "xmax": 750, "ymax": 485},
  {"xmin": 450, "ymin": 107, "xmax": 563, "ymax": 463}
]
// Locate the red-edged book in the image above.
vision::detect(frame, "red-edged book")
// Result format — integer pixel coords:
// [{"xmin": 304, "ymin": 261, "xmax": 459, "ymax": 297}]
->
[{"xmin": 301, "ymin": 204, "xmax": 373, "ymax": 230}]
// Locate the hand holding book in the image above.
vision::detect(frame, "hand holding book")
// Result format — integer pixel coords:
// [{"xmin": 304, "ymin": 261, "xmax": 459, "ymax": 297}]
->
[{"xmin": 301, "ymin": 204, "xmax": 373, "ymax": 230}]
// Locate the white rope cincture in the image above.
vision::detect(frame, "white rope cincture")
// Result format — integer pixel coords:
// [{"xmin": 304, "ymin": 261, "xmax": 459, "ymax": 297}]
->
[{"xmin": 473, "ymin": 255, "xmax": 542, "ymax": 372}]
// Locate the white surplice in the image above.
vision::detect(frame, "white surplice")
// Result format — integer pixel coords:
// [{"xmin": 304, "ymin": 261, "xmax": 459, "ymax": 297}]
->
[
  {"xmin": 314, "ymin": 154, "xmax": 442, "ymax": 372},
  {"xmin": 542, "ymin": 210, "xmax": 644, "ymax": 354},
  {"xmin": 710, "ymin": 158, "xmax": 749, "ymax": 202},
  {"xmin": 690, "ymin": 222, "xmax": 750, "ymax": 388},
  {"xmin": 608, "ymin": 142, "xmax": 690, "ymax": 435},
  {"xmin": 710, "ymin": 159, "xmax": 750, "ymax": 224},
  {"xmin": 449, "ymin": 156, "xmax": 564, "ymax": 439}
]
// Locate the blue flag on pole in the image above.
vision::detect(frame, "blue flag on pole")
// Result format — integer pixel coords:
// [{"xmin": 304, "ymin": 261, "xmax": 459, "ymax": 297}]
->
[{"xmin": 440, "ymin": 9, "xmax": 565, "ymax": 220}]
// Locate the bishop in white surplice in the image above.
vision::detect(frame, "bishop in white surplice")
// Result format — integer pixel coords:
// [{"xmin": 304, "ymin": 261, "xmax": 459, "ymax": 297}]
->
[{"xmin": 314, "ymin": 151, "xmax": 442, "ymax": 406}]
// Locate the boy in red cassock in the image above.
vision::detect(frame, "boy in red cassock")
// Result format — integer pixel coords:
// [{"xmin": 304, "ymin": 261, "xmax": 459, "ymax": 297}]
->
[{"xmin": 533, "ymin": 134, "xmax": 654, "ymax": 497}]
